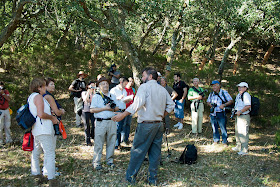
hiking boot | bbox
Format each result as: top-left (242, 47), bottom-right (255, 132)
top-left (0, 139), bottom-right (4, 145)
top-left (177, 123), bottom-right (183, 130)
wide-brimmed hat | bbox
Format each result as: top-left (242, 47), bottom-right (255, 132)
top-left (96, 77), bottom-right (111, 87)
top-left (237, 82), bottom-right (249, 88)
top-left (77, 71), bottom-right (88, 78)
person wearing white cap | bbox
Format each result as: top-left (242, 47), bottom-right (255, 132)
top-left (232, 82), bottom-right (251, 155)
top-left (69, 71), bottom-right (87, 127)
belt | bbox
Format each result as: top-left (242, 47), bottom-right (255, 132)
top-left (240, 113), bottom-right (250, 115)
top-left (96, 118), bottom-right (112, 121)
top-left (141, 121), bottom-right (162, 124)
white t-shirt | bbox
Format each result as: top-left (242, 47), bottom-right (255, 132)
top-left (110, 85), bottom-right (127, 110)
top-left (29, 93), bottom-right (54, 136)
top-left (234, 92), bottom-right (251, 115)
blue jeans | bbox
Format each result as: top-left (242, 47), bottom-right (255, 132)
top-left (116, 117), bottom-right (126, 147)
top-left (122, 115), bottom-right (132, 143)
top-left (174, 99), bottom-right (185, 119)
top-left (126, 122), bottom-right (164, 184)
top-left (210, 112), bottom-right (228, 143)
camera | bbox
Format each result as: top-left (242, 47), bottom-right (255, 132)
top-left (230, 109), bottom-right (237, 119)
top-left (107, 67), bottom-right (115, 76)
top-left (210, 103), bottom-right (217, 113)
top-left (103, 96), bottom-right (116, 109)
top-left (53, 124), bottom-right (61, 135)
top-left (198, 89), bottom-right (208, 97)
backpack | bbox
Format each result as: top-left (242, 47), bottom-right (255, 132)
top-left (241, 93), bottom-right (260, 116)
top-left (16, 102), bottom-right (36, 130)
top-left (22, 130), bottom-right (34, 151)
top-left (179, 144), bottom-right (197, 165)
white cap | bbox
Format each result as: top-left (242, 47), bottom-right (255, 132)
top-left (237, 82), bottom-right (249, 88)
top-left (157, 72), bottom-right (162, 77)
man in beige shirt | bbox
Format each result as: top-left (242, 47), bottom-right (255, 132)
top-left (112, 67), bottom-right (175, 185)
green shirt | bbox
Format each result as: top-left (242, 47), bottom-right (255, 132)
top-left (188, 87), bottom-right (204, 102)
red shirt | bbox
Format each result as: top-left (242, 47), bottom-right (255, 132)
top-left (125, 87), bottom-right (136, 108)
top-left (0, 90), bottom-right (10, 110)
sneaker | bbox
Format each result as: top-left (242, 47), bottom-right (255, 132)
top-left (94, 165), bottom-right (102, 170)
top-left (177, 123), bottom-right (183, 130)
top-left (107, 163), bottom-right (115, 168)
top-left (232, 146), bottom-right (240, 152)
top-left (173, 122), bottom-right (180, 128)
top-left (238, 151), bottom-right (248, 155)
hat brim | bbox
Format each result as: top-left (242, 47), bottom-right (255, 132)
top-left (77, 73), bottom-right (88, 78)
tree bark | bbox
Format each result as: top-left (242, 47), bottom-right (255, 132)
top-left (262, 44), bottom-right (275, 65)
top-left (233, 41), bottom-right (242, 75)
top-left (152, 16), bottom-right (169, 55)
top-left (218, 36), bottom-right (242, 77)
top-left (199, 25), bottom-right (220, 70)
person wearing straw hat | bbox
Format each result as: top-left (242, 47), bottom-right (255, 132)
top-left (69, 71), bottom-right (87, 127)
top-left (232, 82), bottom-right (251, 155)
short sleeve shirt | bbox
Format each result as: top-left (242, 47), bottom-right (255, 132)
top-left (173, 80), bottom-right (189, 100)
top-left (71, 79), bottom-right (87, 98)
top-left (188, 87), bottom-right (204, 102)
top-left (234, 92), bottom-right (251, 114)
top-left (111, 70), bottom-right (121, 84)
top-left (164, 86), bottom-right (174, 96)
top-left (207, 89), bottom-right (233, 116)
top-left (90, 92), bottom-right (118, 119)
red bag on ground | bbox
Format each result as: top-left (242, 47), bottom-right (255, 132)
top-left (22, 131), bottom-right (34, 151)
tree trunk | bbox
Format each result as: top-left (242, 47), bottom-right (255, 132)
top-left (88, 35), bottom-right (102, 76)
top-left (199, 25), bottom-right (220, 70)
top-left (152, 16), bottom-right (169, 55)
top-left (218, 36), bottom-right (241, 77)
top-left (118, 28), bottom-right (142, 87)
top-left (0, 0), bottom-right (37, 49)
top-left (189, 38), bottom-right (199, 57)
top-left (262, 44), bottom-right (275, 65)
top-left (233, 42), bottom-right (242, 75)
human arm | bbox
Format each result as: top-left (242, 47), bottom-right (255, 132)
top-left (171, 90), bottom-right (178, 100)
top-left (179, 87), bottom-right (188, 103)
top-left (236, 105), bottom-right (251, 116)
top-left (34, 94), bottom-right (59, 124)
top-left (0, 90), bottom-right (11, 102)
top-left (44, 95), bottom-right (65, 116)
top-left (111, 111), bottom-right (131, 122)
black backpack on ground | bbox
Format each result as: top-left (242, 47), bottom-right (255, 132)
top-left (179, 144), bottom-right (197, 165)
top-left (241, 92), bottom-right (260, 116)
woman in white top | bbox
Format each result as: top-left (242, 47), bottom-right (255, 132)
top-left (81, 81), bottom-right (96, 146)
top-left (28, 78), bottom-right (59, 185)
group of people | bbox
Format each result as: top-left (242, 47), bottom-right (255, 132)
top-left (0, 64), bottom-right (251, 185)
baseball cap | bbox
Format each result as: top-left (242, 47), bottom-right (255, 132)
top-left (237, 82), bottom-right (249, 88)
top-left (211, 80), bottom-right (220, 85)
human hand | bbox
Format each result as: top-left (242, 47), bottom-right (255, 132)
top-left (197, 95), bottom-right (203, 100)
top-left (179, 99), bottom-right (184, 103)
top-left (236, 110), bottom-right (242, 116)
top-left (219, 104), bottom-right (225, 109)
top-left (60, 108), bottom-right (65, 114)
top-left (111, 112), bottom-right (125, 122)
top-left (51, 116), bottom-right (59, 124)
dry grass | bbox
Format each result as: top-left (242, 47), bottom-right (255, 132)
top-left (0, 105), bottom-right (279, 187)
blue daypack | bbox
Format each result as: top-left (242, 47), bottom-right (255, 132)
top-left (16, 102), bottom-right (36, 130)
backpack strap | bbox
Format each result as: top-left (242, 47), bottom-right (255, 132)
top-left (132, 88), bottom-right (136, 95)
top-left (192, 86), bottom-right (201, 94)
